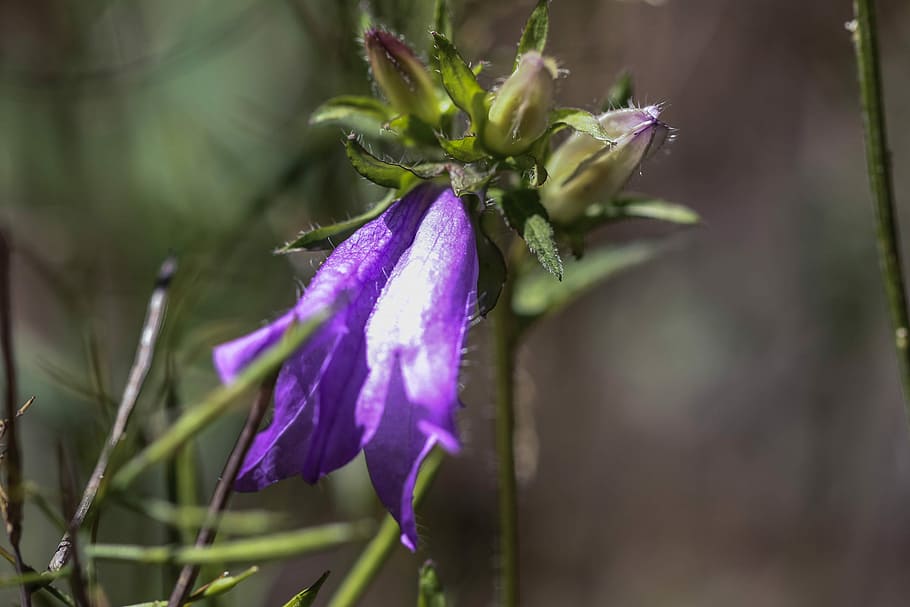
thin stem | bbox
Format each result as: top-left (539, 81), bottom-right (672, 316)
top-left (49, 257), bottom-right (177, 572)
top-left (0, 229), bottom-right (31, 607)
top-left (327, 448), bottom-right (444, 607)
top-left (851, 1), bottom-right (910, 410)
top-left (166, 376), bottom-right (277, 607)
top-left (493, 274), bottom-right (519, 607)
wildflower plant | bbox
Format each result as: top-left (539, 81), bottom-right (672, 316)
top-left (0, 1), bottom-right (699, 607)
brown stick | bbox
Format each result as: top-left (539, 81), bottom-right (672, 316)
top-left (166, 376), bottom-right (276, 607)
top-left (0, 229), bottom-right (31, 607)
top-left (48, 257), bottom-right (177, 572)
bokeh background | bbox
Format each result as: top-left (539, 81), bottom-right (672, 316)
top-left (3, 0), bottom-right (910, 605)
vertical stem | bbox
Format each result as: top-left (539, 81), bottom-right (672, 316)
top-left (166, 376), bottom-right (277, 607)
top-left (493, 278), bottom-right (519, 607)
top-left (0, 230), bottom-right (31, 607)
top-left (851, 0), bottom-right (910, 412)
top-left (327, 448), bottom-right (444, 607)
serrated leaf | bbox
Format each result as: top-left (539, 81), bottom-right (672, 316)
top-left (474, 210), bottom-right (507, 316)
top-left (344, 136), bottom-right (420, 189)
top-left (310, 96), bottom-right (393, 133)
top-left (281, 571), bottom-right (330, 607)
top-left (432, 32), bottom-right (488, 129)
top-left (438, 135), bottom-right (486, 162)
top-left (418, 562), bottom-right (447, 607)
top-left (603, 71), bottom-right (634, 111)
top-left (549, 108), bottom-right (612, 142)
top-left (501, 190), bottom-right (562, 279)
top-left (513, 241), bottom-right (659, 319)
top-left (189, 566), bottom-right (259, 601)
top-left (514, 0), bottom-right (549, 69)
top-left (277, 193), bottom-right (397, 252)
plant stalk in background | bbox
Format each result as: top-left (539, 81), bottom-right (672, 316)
top-left (850, 0), bottom-right (910, 418)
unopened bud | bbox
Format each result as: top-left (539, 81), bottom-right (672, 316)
top-left (364, 29), bottom-right (441, 126)
top-left (541, 105), bottom-right (669, 222)
top-left (483, 52), bottom-right (557, 156)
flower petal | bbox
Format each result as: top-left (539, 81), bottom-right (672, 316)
top-left (225, 184), bottom-right (443, 489)
top-left (364, 359), bottom-right (437, 552)
top-left (359, 188), bottom-right (478, 453)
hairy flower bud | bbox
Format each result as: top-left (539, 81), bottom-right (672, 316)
top-left (364, 29), bottom-right (441, 126)
top-left (483, 52), bottom-right (558, 156)
top-left (541, 105), bottom-right (669, 222)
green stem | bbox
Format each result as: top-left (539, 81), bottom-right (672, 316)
top-left (327, 448), bottom-right (444, 607)
top-left (493, 275), bottom-right (519, 607)
top-left (851, 0), bottom-right (910, 410)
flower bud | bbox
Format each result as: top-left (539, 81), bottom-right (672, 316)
top-left (483, 52), bottom-right (558, 156)
top-left (364, 29), bottom-right (441, 126)
top-left (541, 105), bottom-right (669, 223)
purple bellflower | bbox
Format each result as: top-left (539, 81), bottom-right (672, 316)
top-left (213, 184), bottom-right (478, 550)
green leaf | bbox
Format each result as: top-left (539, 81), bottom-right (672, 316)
top-left (603, 70), bottom-right (634, 111)
top-left (566, 195), bottom-right (701, 233)
top-left (309, 96), bottom-right (394, 133)
top-left (549, 108), bottom-right (612, 142)
top-left (345, 136), bottom-right (418, 188)
top-left (434, 0), bottom-right (453, 43)
top-left (438, 135), bottom-right (486, 162)
top-left (474, 210), bottom-right (507, 317)
top-left (513, 241), bottom-right (659, 319)
top-left (189, 566), bottom-right (259, 601)
top-left (110, 306), bottom-right (336, 492)
top-left (277, 194), bottom-right (397, 252)
top-left (432, 32), bottom-right (488, 129)
top-left (501, 190), bottom-right (563, 280)
top-left (418, 562), bottom-right (447, 607)
top-left (281, 571), bottom-right (330, 607)
top-left (508, 154), bottom-right (548, 188)
top-left (88, 521), bottom-right (374, 565)
top-left (514, 0), bottom-right (549, 69)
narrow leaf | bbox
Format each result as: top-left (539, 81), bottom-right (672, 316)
top-left (514, 0), bottom-right (549, 69)
top-left (418, 562), bottom-right (447, 607)
top-left (278, 194), bottom-right (397, 252)
top-left (513, 241), bottom-right (659, 319)
top-left (87, 521), bottom-right (374, 565)
top-left (281, 571), bottom-right (330, 607)
top-left (501, 190), bottom-right (563, 280)
top-left (110, 306), bottom-right (335, 492)
top-left (549, 108), bottom-right (611, 142)
top-left (345, 136), bottom-right (416, 188)
top-left (432, 32), bottom-right (487, 128)
top-left (189, 566), bottom-right (259, 601)
top-left (309, 96), bottom-right (393, 133)
top-left (566, 195), bottom-right (701, 233)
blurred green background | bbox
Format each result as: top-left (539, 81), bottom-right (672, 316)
top-left (3, 0), bottom-right (910, 605)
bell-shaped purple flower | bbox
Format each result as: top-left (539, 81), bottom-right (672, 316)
top-left (213, 184), bottom-right (478, 550)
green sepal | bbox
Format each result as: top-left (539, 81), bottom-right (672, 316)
top-left (514, 0), bottom-right (549, 69)
top-left (513, 240), bottom-right (659, 321)
top-left (603, 70), bottom-right (634, 111)
top-left (188, 566), bottom-right (259, 602)
top-left (385, 114), bottom-right (440, 147)
top-left (281, 571), bottom-right (330, 607)
top-left (438, 135), bottom-right (486, 162)
top-left (473, 209), bottom-right (507, 317)
top-left (430, 0), bottom-right (454, 76)
top-left (310, 96), bottom-right (394, 133)
top-left (507, 154), bottom-right (548, 188)
top-left (343, 136), bottom-right (440, 189)
top-left (432, 32), bottom-right (488, 132)
top-left (500, 189), bottom-right (563, 280)
top-left (277, 193), bottom-right (397, 253)
top-left (549, 108), bottom-right (612, 142)
top-left (418, 562), bottom-right (447, 607)
top-left (448, 163), bottom-right (495, 197)
top-left (565, 194), bottom-right (701, 233)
